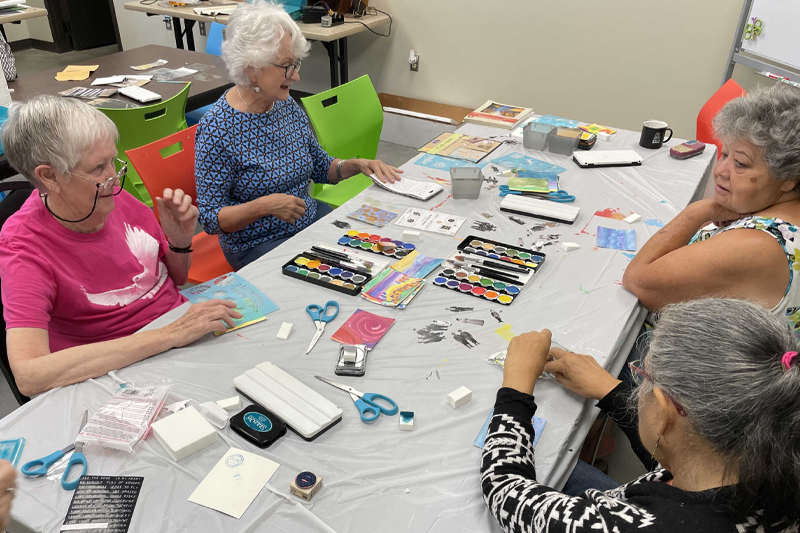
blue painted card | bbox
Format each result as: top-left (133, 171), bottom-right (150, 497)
top-left (413, 153), bottom-right (490, 171)
top-left (596, 226), bottom-right (637, 251)
top-left (530, 114), bottom-right (579, 128)
top-left (491, 152), bottom-right (567, 174)
top-left (473, 409), bottom-right (547, 449)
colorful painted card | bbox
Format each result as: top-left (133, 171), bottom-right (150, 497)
top-left (530, 114), bottom-right (579, 128)
top-left (473, 408), bottom-right (546, 449)
top-left (579, 123), bottom-right (616, 135)
top-left (330, 309), bottom-right (395, 349)
top-left (361, 269), bottom-right (425, 308)
top-left (347, 204), bottom-right (400, 227)
top-left (507, 177), bottom-right (550, 193)
top-left (413, 153), bottom-right (490, 172)
top-left (490, 152), bottom-right (567, 174)
top-left (181, 272), bottom-right (278, 334)
top-left (596, 226), bottom-right (637, 251)
top-left (418, 133), bottom-right (502, 163)
top-left (391, 250), bottom-right (443, 278)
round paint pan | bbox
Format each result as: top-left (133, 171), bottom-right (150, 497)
top-left (498, 294), bottom-right (514, 304)
top-left (285, 265), bottom-right (299, 272)
top-left (433, 276), bottom-right (447, 286)
top-left (484, 290), bottom-right (499, 301)
top-left (471, 286), bottom-right (487, 296)
top-left (351, 274), bottom-right (367, 284)
top-left (445, 280), bottom-right (460, 289)
top-left (458, 282), bottom-right (473, 293)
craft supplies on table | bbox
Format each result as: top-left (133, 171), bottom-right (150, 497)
top-left (330, 309), bottom-right (395, 350)
top-left (596, 226), bottom-right (637, 251)
top-left (403, 230), bottom-right (420, 242)
top-left (391, 250), bottom-right (444, 278)
top-left (579, 123), bottom-right (616, 135)
top-left (181, 272), bottom-right (279, 334)
top-left (311, 242), bottom-right (390, 275)
top-left (282, 253), bottom-right (373, 296)
top-left (276, 322), bottom-right (293, 340)
top-left (0, 438), bottom-right (24, 467)
top-left (22, 410), bottom-right (88, 491)
top-left (459, 235), bottom-right (546, 268)
top-left (624, 213), bottom-right (642, 224)
top-left (369, 174), bottom-right (444, 201)
top-left (337, 230), bottom-right (416, 259)
top-left (561, 242), bottom-right (580, 251)
top-left (464, 100), bottom-right (534, 130)
top-left (499, 195), bottom-right (581, 224)
top-left (217, 396), bottom-right (241, 411)
top-left (522, 121), bottom-right (555, 150)
top-left (234, 362), bottom-right (343, 441)
top-left (335, 344), bottom-right (369, 376)
top-left (490, 152), bottom-right (568, 175)
top-left (305, 300), bottom-right (339, 354)
top-left (199, 401), bottom-right (229, 429)
top-left (473, 410), bottom-right (546, 448)
top-left (418, 132), bottom-right (502, 163)
top-left (290, 471), bottom-right (323, 501)
top-left (572, 149), bottom-right (643, 168)
top-left (315, 376), bottom-right (399, 423)
top-left (188, 448), bottom-right (280, 519)
top-left (229, 404), bottom-right (287, 448)
top-left (77, 383), bottom-right (172, 453)
top-left (347, 204), bottom-right (400, 227)
top-left (399, 411), bottom-right (414, 431)
top-left (360, 269), bottom-right (426, 309)
top-left (414, 153), bottom-right (491, 172)
top-left (450, 166), bottom-right (483, 199)
top-left (394, 207), bottom-right (467, 237)
top-left (151, 406), bottom-right (218, 462)
top-left (548, 127), bottom-right (582, 156)
top-left (62, 476), bottom-right (144, 533)
top-left (446, 387), bottom-right (472, 409)
top-left (578, 131), bottom-right (597, 150)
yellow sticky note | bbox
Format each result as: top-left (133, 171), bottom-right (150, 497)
top-left (55, 65), bottom-right (100, 81)
top-left (494, 324), bottom-right (516, 341)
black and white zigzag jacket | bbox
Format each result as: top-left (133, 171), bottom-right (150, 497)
top-left (480, 387), bottom-right (797, 532)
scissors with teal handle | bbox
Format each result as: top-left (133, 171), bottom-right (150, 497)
top-left (22, 410), bottom-right (88, 490)
top-left (315, 376), bottom-right (399, 423)
top-left (305, 300), bottom-right (339, 354)
top-left (499, 185), bottom-right (576, 202)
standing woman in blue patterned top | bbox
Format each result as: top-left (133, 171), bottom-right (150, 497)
top-left (195, 0), bottom-right (402, 270)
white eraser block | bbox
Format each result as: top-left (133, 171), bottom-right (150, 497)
top-left (399, 411), bottom-right (414, 431)
top-left (151, 406), bottom-right (217, 462)
top-left (403, 230), bottom-right (420, 243)
top-left (597, 132), bottom-right (612, 142)
top-left (446, 386), bottom-right (472, 409)
top-left (561, 242), bottom-right (580, 252)
top-left (623, 213), bottom-right (641, 224)
top-left (276, 322), bottom-right (293, 340)
top-left (199, 401), bottom-right (229, 429)
top-left (216, 395), bottom-right (240, 411)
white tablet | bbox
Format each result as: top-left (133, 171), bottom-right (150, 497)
top-left (573, 150), bottom-right (643, 168)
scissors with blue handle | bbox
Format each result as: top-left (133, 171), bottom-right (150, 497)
top-left (22, 410), bottom-right (88, 490)
top-left (305, 300), bottom-right (339, 354)
top-left (315, 376), bottom-right (399, 423)
top-left (499, 185), bottom-right (576, 202)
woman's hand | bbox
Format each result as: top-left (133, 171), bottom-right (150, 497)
top-left (157, 188), bottom-right (199, 249)
top-left (0, 460), bottom-right (16, 532)
top-left (265, 194), bottom-right (306, 224)
top-left (501, 329), bottom-right (552, 394)
top-left (350, 159), bottom-right (403, 184)
top-left (544, 348), bottom-right (621, 400)
top-left (164, 300), bottom-right (243, 348)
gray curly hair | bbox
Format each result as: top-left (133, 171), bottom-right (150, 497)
top-left (713, 83), bottom-right (800, 188)
top-left (221, 0), bottom-right (310, 88)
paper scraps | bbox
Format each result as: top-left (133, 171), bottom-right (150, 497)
top-left (331, 220), bottom-right (351, 229)
top-left (452, 330), bottom-right (479, 349)
top-left (414, 320), bottom-right (451, 344)
top-left (594, 207), bottom-right (627, 221)
top-left (471, 220), bottom-right (497, 232)
top-left (131, 59), bottom-right (168, 71)
top-left (494, 323), bottom-right (516, 341)
top-left (579, 123), bottom-right (616, 135)
top-left (596, 226), bottom-right (636, 251)
top-left (644, 219), bottom-right (665, 228)
top-left (55, 64), bottom-right (99, 81)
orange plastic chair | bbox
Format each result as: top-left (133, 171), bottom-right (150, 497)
top-left (126, 125), bottom-right (233, 284)
top-left (697, 79), bottom-right (747, 158)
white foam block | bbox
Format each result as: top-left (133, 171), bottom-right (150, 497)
top-left (151, 406), bottom-right (218, 462)
top-left (216, 395), bottom-right (241, 411)
top-left (403, 230), bottom-right (420, 243)
top-left (561, 242), bottom-right (580, 252)
top-left (446, 387), bottom-right (472, 409)
top-left (199, 401), bottom-right (229, 429)
top-left (276, 322), bottom-right (293, 340)
top-left (624, 213), bottom-right (641, 224)
top-left (597, 132), bottom-right (613, 142)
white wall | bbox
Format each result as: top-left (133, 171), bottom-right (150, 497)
top-left (3, 0), bottom-right (53, 44)
top-left (115, 0), bottom-right (209, 51)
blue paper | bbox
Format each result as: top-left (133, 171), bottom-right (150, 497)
top-left (530, 114), bottom-right (579, 128)
top-left (0, 438), bottom-right (25, 467)
top-left (473, 409), bottom-right (546, 449)
top-left (490, 152), bottom-right (567, 174)
top-left (596, 226), bottom-right (637, 251)
top-left (413, 153), bottom-right (490, 171)
top-left (181, 272), bottom-right (278, 330)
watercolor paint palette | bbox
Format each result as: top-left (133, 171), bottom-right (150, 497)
top-left (457, 235), bottom-right (546, 270)
top-left (336, 230), bottom-right (416, 260)
top-left (432, 268), bottom-right (523, 306)
top-left (282, 253), bottom-right (373, 296)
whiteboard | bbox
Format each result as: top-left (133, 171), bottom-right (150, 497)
top-left (741, 0), bottom-right (800, 71)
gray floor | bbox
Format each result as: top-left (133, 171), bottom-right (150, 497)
top-left (0, 48), bottom-right (646, 486)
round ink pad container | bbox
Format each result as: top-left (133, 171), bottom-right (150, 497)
top-left (230, 404), bottom-right (287, 448)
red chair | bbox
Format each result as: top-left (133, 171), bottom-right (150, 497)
top-left (126, 125), bottom-right (233, 284)
top-left (697, 79), bottom-right (747, 158)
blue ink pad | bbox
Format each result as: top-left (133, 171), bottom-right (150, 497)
top-left (230, 405), bottom-right (287, 448)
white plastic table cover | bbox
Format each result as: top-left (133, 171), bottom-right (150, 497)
top-left (3, 122), bottom-right (716, 533)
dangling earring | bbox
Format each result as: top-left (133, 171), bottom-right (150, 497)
top-left (253, 85), bottom-right (260, 93)
top-left (651, 435), bottom-right (660, 463)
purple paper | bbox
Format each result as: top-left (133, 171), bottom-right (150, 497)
top-left (596, 226), bottom-right (636, 251)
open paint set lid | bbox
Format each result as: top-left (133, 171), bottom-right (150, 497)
top-left (230, 404), bottom-right (287, 448)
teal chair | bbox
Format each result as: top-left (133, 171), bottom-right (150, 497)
top-left (186, 22), bottom-right (225, 126)
top-left (300, 75), bottom-right (383, 209)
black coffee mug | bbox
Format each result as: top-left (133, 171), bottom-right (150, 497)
top-left (639, 120), bottom-right (673, 149)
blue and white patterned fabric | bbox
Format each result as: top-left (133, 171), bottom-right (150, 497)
top-left (195, 92), bottom-right (334, 254)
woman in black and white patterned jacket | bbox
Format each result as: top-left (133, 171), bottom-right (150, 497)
top-left (481, 298), bottom-right (800, 532)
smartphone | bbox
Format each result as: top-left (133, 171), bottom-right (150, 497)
top-left (335, 344), bottom-right (368, 376)
top-left (670, 140), bottom-right (706, 159)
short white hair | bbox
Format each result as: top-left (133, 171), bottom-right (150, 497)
top-left (222, 0), bottom-right (310, 88)
top-left (1, 95), bottom-right (118, 188)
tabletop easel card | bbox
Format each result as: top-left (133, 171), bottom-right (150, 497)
top-left (330, 309), bottom-right (395, 349)
top-left (418, 133), bottom-right (502, 163)
top-left (180, 272), bottom-right (278, 334)
top-left (61, 475), bottom-right (144, 533)
top-left (188, 448), bottom-right (280, 519)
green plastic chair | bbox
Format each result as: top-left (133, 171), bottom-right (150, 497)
top-left (99, 83), bottom-right (191, 206)
top-left (300, 75), bottom-right (383, 209)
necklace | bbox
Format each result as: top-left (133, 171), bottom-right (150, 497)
top-left (236, 86), bottom-right (274, 114)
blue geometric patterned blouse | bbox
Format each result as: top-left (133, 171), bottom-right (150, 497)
top-left (195, 92), bottom-right (334, 253)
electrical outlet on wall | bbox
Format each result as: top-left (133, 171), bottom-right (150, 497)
top-left (164, 16), bottom-right (172, 31)
top-left (409, 50), bottom-right (419, 72)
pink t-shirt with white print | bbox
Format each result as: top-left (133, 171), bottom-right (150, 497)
top-left (0, 189), bottom-right (186, 352)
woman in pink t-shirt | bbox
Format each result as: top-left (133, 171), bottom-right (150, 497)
top-left (0, 96), bottom-right (241, 396)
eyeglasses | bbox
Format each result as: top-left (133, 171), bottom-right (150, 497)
top-left (269, 59), bottom-right (302, 79)
top-left (628, 359), bottom-right (687, 417)
top-left (43, 158), bottom-right (128, 224)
